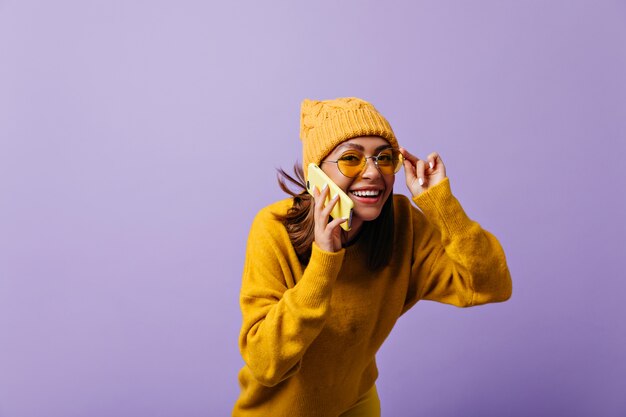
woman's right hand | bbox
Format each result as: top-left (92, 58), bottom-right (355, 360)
top-left (312, 185), bottom-right (347, 252)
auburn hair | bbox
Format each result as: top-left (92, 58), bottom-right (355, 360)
top-left (275, 163), bottom-right (394, 269)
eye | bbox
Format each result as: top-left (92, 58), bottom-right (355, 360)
top-left (338, 152), bottom-right (363, 165)
top-left (377, 151), bottom-right (393, 163)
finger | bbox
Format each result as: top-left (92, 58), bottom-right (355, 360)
top-left (427, 152), bottom-right (446, 178)
top-left (314, 184), bottom-right (329, 207)
top-left (326, 216), bottom-right (348, 232)
top-left (399, 147), bottom-right (420, 165)
top-left (426, 152), bottom-right (442, 171)
top-left (415, 159), bottom-right (427, 186)
top-left (399, 147), bottom-right (418, 180)
top-left (403, 157), bottom-right (416, 178)
top-left (313, 184), bottom-right (325, 198)
top-left (313, 185), bottom-right (330, 225)
top-left (426, 152), bottom-right (438, 170)
top-left (321, 193), bottom-right (340, 219)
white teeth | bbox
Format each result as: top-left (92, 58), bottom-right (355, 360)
top-left (351, 190), bottom-right (381, 197)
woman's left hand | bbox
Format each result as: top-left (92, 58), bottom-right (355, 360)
top-left (399, 148), bottom-right (447, 198)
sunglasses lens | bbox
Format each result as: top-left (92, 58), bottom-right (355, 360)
top-left (337, 152), bottom-right (365, 177)
top-left (376, 149), bottom-right (403, 174)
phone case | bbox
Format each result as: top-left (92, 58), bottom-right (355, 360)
top-left (306, 163), bottom-right (354, 231)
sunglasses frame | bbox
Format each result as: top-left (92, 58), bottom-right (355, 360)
top-left (321, 148), bottom-right (404, 178)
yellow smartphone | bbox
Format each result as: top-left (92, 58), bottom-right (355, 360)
top-left (306, 163), bottom-right (354, 231)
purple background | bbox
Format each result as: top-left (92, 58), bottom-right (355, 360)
top-left (1, 1), bottom-right (625, 416)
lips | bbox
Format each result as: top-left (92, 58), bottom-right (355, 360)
top-left (349, 187), bottom-right (385, 204)
top-left (350, 189), bottom-right (382, 198)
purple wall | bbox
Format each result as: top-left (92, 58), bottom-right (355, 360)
top-left (1, 1), bottom-right (624, 416)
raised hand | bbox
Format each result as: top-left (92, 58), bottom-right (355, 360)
top-left (312, 184), bottom-right (348, 252)
top-left (399, 148), bottom-right (447, 198)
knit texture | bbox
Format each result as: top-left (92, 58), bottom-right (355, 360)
top-left (300, 97), bottom-right (398, 178)
top-left (233, 179), bottom-right (512, 416)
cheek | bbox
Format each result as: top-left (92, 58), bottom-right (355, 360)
top-left (334, 176), bottom-right (354, 194)
top-left (330, 176), bottom-right (352, 193)
top-left (385, 175), bottom-right (395, 195)
top-left (321, 166), bottom-right (352, 191)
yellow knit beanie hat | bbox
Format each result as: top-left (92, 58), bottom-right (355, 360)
top-left (300, 97), bottom-right (398, 177)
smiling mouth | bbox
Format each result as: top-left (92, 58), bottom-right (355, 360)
top-left (350, 189), bottom-right (382, 198)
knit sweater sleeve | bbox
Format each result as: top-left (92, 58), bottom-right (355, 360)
top-left (406, 178), bottom-right (512, 308)
top-left (238, 206), bottom-right (345, 387)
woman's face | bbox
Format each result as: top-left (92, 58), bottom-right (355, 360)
top-left (320, 136), bottom-right (396, 225)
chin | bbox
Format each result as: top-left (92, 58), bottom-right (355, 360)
top-left (353, 208), bottom-right (383, 222)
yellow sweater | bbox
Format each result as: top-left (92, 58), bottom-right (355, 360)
top-left (233, 179), bottom-right (512, 416)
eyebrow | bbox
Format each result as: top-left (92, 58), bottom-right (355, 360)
top-left (336, 143), bottom-right (393, 153)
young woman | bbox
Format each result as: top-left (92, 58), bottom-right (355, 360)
top-left (233, 97), bottom-right (512, 417)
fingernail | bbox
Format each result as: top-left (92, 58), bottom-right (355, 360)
top-left (322, 184), bottom-right (328, 191)
top-left (332, 194), bottom-right (338, 200)
top-left (418, 178), bottom-right (424, 186)
top-left (429, 161), bottom-right (434, 169)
